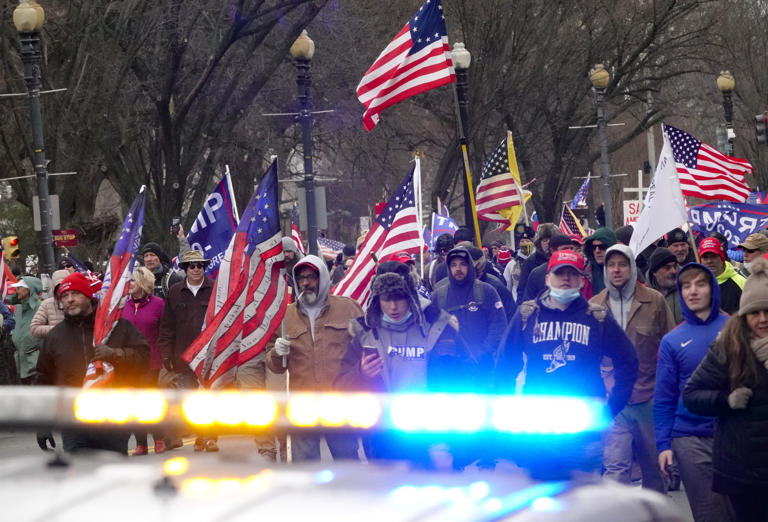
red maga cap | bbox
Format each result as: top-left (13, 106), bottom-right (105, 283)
top-left (699, 237), bottom-right (725, 261)
top-left (547, 250), bottom-right (584, 274)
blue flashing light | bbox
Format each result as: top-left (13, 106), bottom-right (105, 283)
top-left (387, 393), bottom-right (608, 434)
top-left (314, 470), bottom-right (334, 484)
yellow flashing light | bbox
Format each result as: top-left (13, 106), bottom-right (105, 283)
top-left (182, 392), bottom-right (277, 427)
top-left (74, 390), bottom-right (167, 424)
top-left (163, 457), bottom-right (189, 476)
top-left (287, 393), bottom-right (381, 429)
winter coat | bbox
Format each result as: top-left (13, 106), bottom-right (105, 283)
top-left (121, 295), bottom-right (165, 371)
top-left (335, 302), bottom-right (476, 393)
top-left (590, 244), bottom-right (675, 404)
top-left (481, 272), bottom-right (517, 321)
top-left (266, 255), bottom-right (363, 391)
top-left (715, 261), bottom-right (745, 315)
top-left (157, 277), bottom-right (214, 371)
top-left (516, 249), bottom-right (548, 302)
top-left (35, 312), bottom-right (149, 387)
top-left (432, 248), bottom-right (506, 362)
top-left (30, 297), bottom-right (65, 338)
top-left (0, 302), bottom-right (15, 332)
top-left (683, 343), bottom-right (768, 495)
top-left (654, 264), bottom-right (727, 452)
top-left (583, 227), bottom-right (617, 294)
top-left (495, 290), bottom-right (638, 416)
top-left (11, 277), bottom-right (43, 379)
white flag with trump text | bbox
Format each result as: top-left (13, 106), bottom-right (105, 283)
top-left (629, 134), bottom-right (689, 257)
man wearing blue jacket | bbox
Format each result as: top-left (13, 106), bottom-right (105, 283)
top-left (496, 250), bottom-right (638, 474)
top-left (432, 247), bottom-right (506, 377)
top-left (653, 263), bottom-right (734, 521)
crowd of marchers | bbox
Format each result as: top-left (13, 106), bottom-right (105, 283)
top-left (2, 219), bottom-right (767, 521)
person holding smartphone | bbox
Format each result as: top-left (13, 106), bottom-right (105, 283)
top-left (335, 261), bottom-right (477, 464)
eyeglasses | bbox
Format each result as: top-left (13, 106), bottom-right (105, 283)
top-left (185, 262), bottom-right (206, 269)
top-left (62, 264), bottom-right (73, 269)
top-left (296, 274), bottom-right (318, 283)
top-left (592, 243), bottom-right (607, 251)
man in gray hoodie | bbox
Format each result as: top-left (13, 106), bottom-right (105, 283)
top-left (590, 244), bottom-right (675, 493)
top-left (266, 255), bottom-right (363, 461)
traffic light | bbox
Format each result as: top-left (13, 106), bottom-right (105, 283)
top-left (755, 112), bottom-right (768, 146)
top-left (2, 236), bottom-right (20, 261)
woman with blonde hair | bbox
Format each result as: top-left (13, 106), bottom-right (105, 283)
top-left (684, 257), bottom-right (768, 521)
top-left (121, 266), bottom-right (165, 455)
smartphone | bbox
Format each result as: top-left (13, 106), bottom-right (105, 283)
top-left (362, 347), bottom-right (379, 359)
top-left (170, 216), bottom-right (181, 237)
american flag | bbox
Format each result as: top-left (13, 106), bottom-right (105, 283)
top-left (66, 252), bottom-right (102, 293)
top-left (476, 131), bottom-right (529, 222)
top-left (558, 204), bottom-right (586, 237)
top-left (570, 178), bottom-right (590, 209)
top-left (664, 124), bottom-right (752, 202)
top-left (333, 166), bottom-right (422, 305)
top-left (356, 0), bottom-right (455, 131)
top-left (93, 187), bottom-right (146, 346)
top-left (317, 237), bottom-right (344, 260)
top-left (291, 204), bottom-right (306, 254)
top-left (183, 161), bottom-right (287, 389)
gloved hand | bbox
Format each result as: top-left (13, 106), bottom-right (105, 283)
top-left (93, 344), bottom-right (118, 362)
top-left (728, 387), bottom-right (753, 409)
top-left (162, 358), bottom-right (174, 372)
top-left (36, 431), bottom-right (55, 451)
top-left (274, 338), bottom-right (291, 357)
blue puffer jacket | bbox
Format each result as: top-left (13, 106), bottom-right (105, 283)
top-left (653, 263), bottom-right (728, 452)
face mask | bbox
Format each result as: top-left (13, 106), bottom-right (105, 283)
top-left (382, 310), bottom-right (413, 325)
top-left (549, 287), bottom-right (581, 305)
top-left (520, 244), bottom-right (534, 256)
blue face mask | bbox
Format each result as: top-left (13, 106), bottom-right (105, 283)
top-left (382, 310), bottom-right (413, 325)
top-left (549, 287), bottom-right (581, 305)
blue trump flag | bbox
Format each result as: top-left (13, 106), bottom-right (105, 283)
top-left (689, 201), bottom-right (768, 249)
top-left (187, 172), bottom-right (240, 279)
top-left (430, 212), bottom-right (458, 249)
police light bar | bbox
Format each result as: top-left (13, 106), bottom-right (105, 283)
top-left (0, 387), bottom-right (611, 435)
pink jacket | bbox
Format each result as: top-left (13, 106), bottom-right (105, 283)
top-left (30, 297), bottom-right (65, 338)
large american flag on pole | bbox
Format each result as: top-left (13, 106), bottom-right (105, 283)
top-left (183, 161), bottom-right (287, 389)
top-left (476, 131), bottom-right (530, 223)
top-left (93, 186), bottom-right (146, 346)
top-left (333, 166), bottom-right (422, 305)
top-left (356, 0), bottom-right (455, 131)
top-left (663, 124), bottom-right (752, 202)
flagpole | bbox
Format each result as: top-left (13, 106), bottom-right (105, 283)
top-left (224, 165), bottom-right (240, 222)
top-left (413, 155), bottom-right (425, 279)
top-left (686, 223), bottom-right (700, 263)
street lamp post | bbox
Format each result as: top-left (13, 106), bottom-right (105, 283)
top-left (13, 1), bottom-right (55, 275)
top-left (717, 70), bottom-right (736, 156)
top-left (290, 30), bottom-right (318, 257)
top-left (590, 63), bottom-right (614, 229)
top-left (450, 42), bottom-right (482, 246)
